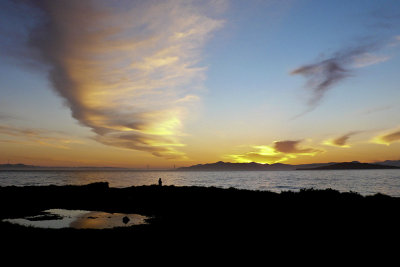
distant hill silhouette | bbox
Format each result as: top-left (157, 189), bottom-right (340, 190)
top-left (374, 160), bottom-right (400, 167)
top-left (2, 160), bottom-right (400, 171)
top-left (0, 164), bottom-right (127, 171)
top-left (297, 161), bottom-right (400, 170)
top-left (177, 161), bottom-right (334, 171)
top-left (178, 160), bottom-right (400, 171)
top-left (177, 161), bottom-right (287, 171)
top-left (0, 163), bottom-right (35, 169)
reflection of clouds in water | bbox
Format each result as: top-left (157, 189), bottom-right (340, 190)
top-left (3, 209), bottom-right (148, 229)
top-left (69, 211), bottom-right (148, 229)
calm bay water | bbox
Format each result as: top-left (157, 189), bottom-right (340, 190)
top-left (1, 169), bottom-right (400, 196)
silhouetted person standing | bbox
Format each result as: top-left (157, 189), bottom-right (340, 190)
top-left (158, 178), bottom-right (162, 186)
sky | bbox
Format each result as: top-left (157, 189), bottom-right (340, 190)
top-left (0, 0), bottom-right (400, 168)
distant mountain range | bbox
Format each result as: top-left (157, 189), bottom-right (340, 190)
top-left (0, 164), bottom-right (128, 171)
top-left (374, 160), bottom-right (400, 167)
top-left (1, 160), bottom-right (400, 171)
top-left (0, 163), bottom-right (36, 169)
top-left (296, 162), bottom-right (400, 170)
top-left (177, 160), bottom-right (400, 171)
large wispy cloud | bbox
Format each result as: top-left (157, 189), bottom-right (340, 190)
top-left (6, 0), bottom-right (224, 159)
top-left (227, 140), bottom-right (322, 164)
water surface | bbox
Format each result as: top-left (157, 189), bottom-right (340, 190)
top-left (1, 169), bottom-right (400, 196)
top-left (3, 209), bottom-right (149, 229)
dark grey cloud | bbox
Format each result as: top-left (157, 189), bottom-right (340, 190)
top-left (290, 4), bottom-right (400, 118)
top-left (290, 44), bottom-right (376, 113)
top-left (273, 140), bottom-right (321, 154)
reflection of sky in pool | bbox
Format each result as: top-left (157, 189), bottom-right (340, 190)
top-left (3, 209), bottom-right (149, 229)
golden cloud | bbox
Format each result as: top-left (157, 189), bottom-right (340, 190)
top-left (372, 128), bottom-right (400, 145)
top-left (13, 0), bottom-right (224, 160)
top-left (323, 131), bottom-right (360, 148)
top-left (226, 141), bottom-right (323, 164)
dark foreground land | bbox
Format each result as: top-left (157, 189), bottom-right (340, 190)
top-left (1, 182), bottom-right (400, 255)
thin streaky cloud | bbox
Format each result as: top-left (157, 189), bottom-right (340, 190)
top-left (0, 124), bottom-right (83, 149)
top-left (359, 104), bottom-right (393, 115)
top-left (0, 112), bottom-right (22, 121)
top-left (350, 53), bottom-right (390, 68)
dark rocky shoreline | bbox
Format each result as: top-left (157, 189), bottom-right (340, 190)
top-left (1, 182), bottom-right (400, 254)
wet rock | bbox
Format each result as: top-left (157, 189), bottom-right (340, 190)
top-left (122, 216), bottom-right (130, 224)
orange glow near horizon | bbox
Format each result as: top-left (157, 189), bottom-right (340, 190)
top-left (1, 135), bottom-right (400, 168)
top-left (1, 120), bottom-right (400, 168)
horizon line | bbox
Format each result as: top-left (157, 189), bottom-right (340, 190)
top-left (1, 159), bottom-right (399, 169)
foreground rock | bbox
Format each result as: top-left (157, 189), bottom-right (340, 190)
top-left (1, 182), bottom-right (400, 251)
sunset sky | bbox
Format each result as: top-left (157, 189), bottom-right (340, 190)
top-left (0, 0), bottom-right (400, 168)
